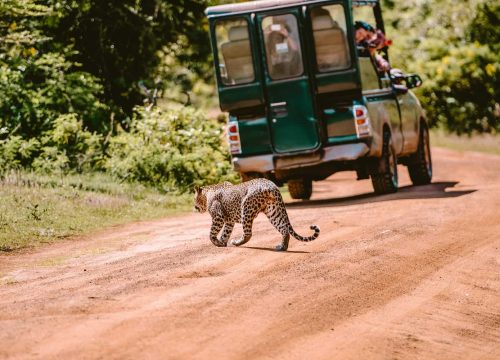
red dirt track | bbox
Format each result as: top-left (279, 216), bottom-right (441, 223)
top-left (1, 147), bottom-right (499, 359)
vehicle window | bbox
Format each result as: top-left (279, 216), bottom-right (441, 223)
top-left (262, 14), bottom-right (304, 80)
top-left (215, 19), bottom-right (255, 85)
top-left (311, 4), bottom-right (351, 72)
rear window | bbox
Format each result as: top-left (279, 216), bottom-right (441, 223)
top-left (311, 4), bottom-right (351, 72)
top-left (215, 18), bottom-right (255, 85)
top-left (261, 14), bottom-right (304, 80)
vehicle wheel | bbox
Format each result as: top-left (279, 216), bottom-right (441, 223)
top-left (240, 172), bottom-right (262, 182)
top-left (407, 124), bottom-right (432, 185)
top-left (371, 130), bottom-right (398, 194)
top-left (288, 179), bottom-right (312, 200)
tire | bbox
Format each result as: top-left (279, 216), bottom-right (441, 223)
top-left (288, 178), bottom-right (312, 200)
top-left (371, 130), bottom-right (398, 194)
top-left (408, 124), bottom-right (432, 185)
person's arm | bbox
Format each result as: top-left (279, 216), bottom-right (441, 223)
top-left (374, 53), bottom-right (390, 72)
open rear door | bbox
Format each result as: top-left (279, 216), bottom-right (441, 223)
top-left (257, 10), bottom-right (319, 154)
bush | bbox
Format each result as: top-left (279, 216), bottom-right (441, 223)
top-left (0, 113), bottom-right (104, 174)
top-left (0, 135), bottom-right (40, 171)
top-left (32, 113), bottom-right (105, 173)
top-left (105, 106), bottom-right (237, 192)
top-left (415, 44), bottom-right (499, 134)
top-left (1, 107), bottom-right (237, 193)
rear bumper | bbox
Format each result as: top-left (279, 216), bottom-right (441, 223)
top-left (232, 142), bottom-right (370, 173)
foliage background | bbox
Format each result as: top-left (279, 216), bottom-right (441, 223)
top-left (0, 0), bottom-right (499, 193)
top-left (382, 0), bottom-right (499, 134)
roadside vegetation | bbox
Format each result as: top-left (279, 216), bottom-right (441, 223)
top-left (0, 171), bottom-right (193, 252)
top-left (431, 130), bottom-right (500, 156)
top-left (0, 0), bottom-right (498, 251)
top-left (383, 0), bottom-right (499, 134)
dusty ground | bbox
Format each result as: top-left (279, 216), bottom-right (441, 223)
top-left (1, 147), bottom-right (499, 360)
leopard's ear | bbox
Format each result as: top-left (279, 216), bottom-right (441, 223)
top-left (194, 186), bottom-right (202, 194)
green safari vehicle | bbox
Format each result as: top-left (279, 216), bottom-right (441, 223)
top-left (205, 0), bottom-right (432, 199)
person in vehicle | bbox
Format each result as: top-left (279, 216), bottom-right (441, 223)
top-left (264, 15), bottom-right (302, 78)
top-left (354, 21), bottom-right (390, 73)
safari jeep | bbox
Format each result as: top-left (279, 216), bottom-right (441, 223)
top-left (205, 0), bottom-right (432, 200)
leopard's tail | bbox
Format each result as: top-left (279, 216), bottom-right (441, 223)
top-left (289, 225), bottom-right (320, 242)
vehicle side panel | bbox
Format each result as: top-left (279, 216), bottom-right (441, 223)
top-left (399, 91), bottom-right (421, 154)
top-left (358, 57), bottom-right (403, 156)
top-left (364, 93), bottom-right (402, 157)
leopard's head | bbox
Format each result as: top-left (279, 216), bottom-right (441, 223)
top-left (193, 186), bottom-right (207, 213)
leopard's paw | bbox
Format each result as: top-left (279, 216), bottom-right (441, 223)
top-left (275, 244), bottom-right (288, 251)
top-left (211, 240), bottom-right (227, 247)
top-left (231, 238), bottom-right (244, 246)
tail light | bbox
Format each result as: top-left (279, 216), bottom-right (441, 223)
top-left (227, 121), bottom-right (241, 154)
top-left (353, 105), bottom-right (372, 138)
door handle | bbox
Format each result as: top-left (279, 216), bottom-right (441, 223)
top-left (270, 101), bottom-right (288, 118)
top-left (271, 101), bottom-right (287, 107)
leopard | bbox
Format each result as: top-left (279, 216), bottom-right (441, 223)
top-left (194, 178), bottom-right (320, 251)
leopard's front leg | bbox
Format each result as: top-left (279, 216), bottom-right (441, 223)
top-left (208, 200), bottom-right (229, 247)
top-left (209, 215), bottom-right (226, 247)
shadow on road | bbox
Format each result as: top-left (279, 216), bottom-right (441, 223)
top-left (286, 182), bottom-right (476, 209)
top-left (243, 246), bottom-right (310, 254)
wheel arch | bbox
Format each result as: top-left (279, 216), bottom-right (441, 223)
top-left (369, 116), bottom-right (394, 158)
top-left (416, 116), bottom-right (430, 148)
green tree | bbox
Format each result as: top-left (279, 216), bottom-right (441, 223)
top-left (0, 0), bottom-right (107, 138)
top-left (469, 2), bottom-right (500, 55)
top-left (44, 0), bottom-right (214, 122)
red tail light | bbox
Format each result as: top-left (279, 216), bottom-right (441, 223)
top-left (228, 124), bottom-right (238, 133)
top-left (227, 121), bottom-right (241, 154)
top-left (353, 105), bottom-right (372, 138)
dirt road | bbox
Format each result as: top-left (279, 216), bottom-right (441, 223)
top-left (1, 147), bottom-right (499, 359)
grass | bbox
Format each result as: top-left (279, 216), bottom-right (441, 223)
top-left (0, 171), bottom-right (192, 252)
top-left (431, 129), bottom-right (500, 156)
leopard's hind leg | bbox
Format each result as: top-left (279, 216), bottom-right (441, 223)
top-left (219, 223), bottom-right (234, 245)
top-left (264, 201), bottom-right (291, 251)
top-left (231, 192), bottom-right (263, 247)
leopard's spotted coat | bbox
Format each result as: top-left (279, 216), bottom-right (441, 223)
top-left (194, 179), bottom-right (320, 251)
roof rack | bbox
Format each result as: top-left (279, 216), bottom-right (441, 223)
top-left (352, 0), bottom-right (378, 6)
top-left (206, 0), bottom-right (379, 17)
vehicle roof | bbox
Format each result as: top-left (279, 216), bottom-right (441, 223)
top-left (205, 0), bottom-right (378, 16)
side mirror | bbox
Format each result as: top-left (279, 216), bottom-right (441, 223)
top-left (405, 74), bottom-right (423, 89)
